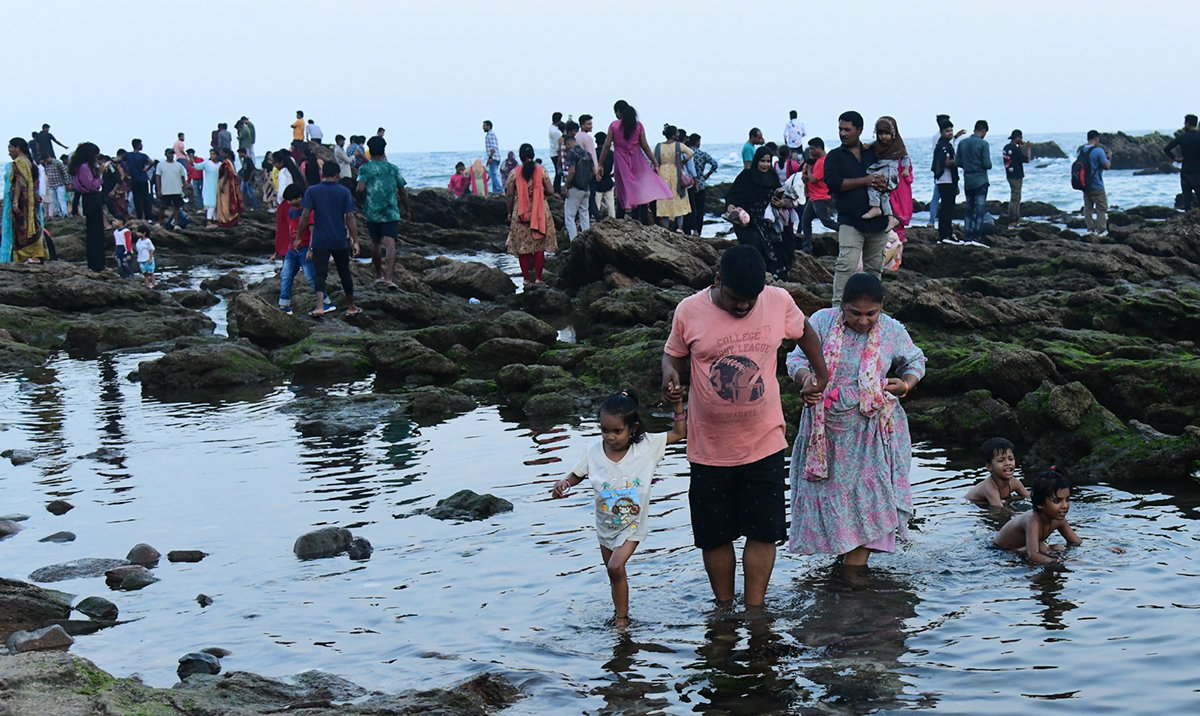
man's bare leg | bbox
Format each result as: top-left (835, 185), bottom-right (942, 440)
top-left (702, 543), bottom-right (736, 605)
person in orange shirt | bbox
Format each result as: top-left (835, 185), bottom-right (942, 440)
top-left (291, 110), bottom-right (306, 142)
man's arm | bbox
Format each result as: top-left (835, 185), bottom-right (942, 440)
top-left (825, 153), bottom-right (884, 193)
top-left (1163, 137), bottom-right (1181, 161)
top-left (661, 353), bottom-right (688, 404)
top-left (982, 141), bottom-right (992, 171)
top-left (344, 211), bottom-right (360, 257)
top-left (53, 135), bottom-right (69, 149)
top-left (397, 187), bottom-right (411, 222)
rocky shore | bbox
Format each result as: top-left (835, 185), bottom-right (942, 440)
top-left (4, 182), bottom-right (1200, 710)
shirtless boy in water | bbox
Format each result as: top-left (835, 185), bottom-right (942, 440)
top-left (965, 437), bottom-right (1028, 509)
top-left (993, 468), bottom-right (1080, 564)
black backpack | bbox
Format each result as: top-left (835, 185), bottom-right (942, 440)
top-left (1071, 146), bottom-right (1098, 191)
top-left (571, 153), bottom-right (593, 190)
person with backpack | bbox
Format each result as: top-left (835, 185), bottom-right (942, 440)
top-left (653, 124), bottom-right (695, 231)
top-left (1074, 130), bottom-right (1112, 235)
top-left (561, 134), bottom-right (594, 240)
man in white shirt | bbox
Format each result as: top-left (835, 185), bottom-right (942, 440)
top-left (334, 134), bottom-right (355, 191)
top-left (784, 110), bottom-right (806, 154)
top-left (306, 120), bottom-right (324, 145)
top-left (156, 148), bottom-right (188, 229)
top-left (549, 111), bottom-right (563, 187)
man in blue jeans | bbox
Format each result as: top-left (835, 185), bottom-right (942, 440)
top-left (957, 120), bottom-right (992, 241)
top-left (483, 120), bottom-right (501, 193)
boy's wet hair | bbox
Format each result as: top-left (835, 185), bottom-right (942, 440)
top-left (981, 437), bottom-right (1015, 463)
top-left (282, 183), bottom-right (304, 202)
top-left (1030, 467), bottom-right (1071, 509)
top-left (598, 390), bottom-right (646, 444)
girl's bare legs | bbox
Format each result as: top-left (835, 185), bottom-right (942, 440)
top-left (601, 541), bottom-right (639, 627)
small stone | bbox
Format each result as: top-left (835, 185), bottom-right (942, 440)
top-left (200, 647), bottom-right (232, 658)
top-left (0, 513), bottom-right (30, 522)
top-left (293, 526), bottom-right (353, 560)
top-left (38, 531), bottom-right (76, 543)
top-left (74, 596), bottom-right (119, 621)
top-left (177, 652), bottom-right (221, 680)
top-left (105, 565), bottom-right (150, 588)
top-left (46, 500), bottom-right (74, 516)
top-left (118, 571), bottom-right (160, 591)
top-left (42, 619), bottom-right (119, 636)
top-left (125, 543), bottom-right (161, 566)
top-left (167, 550), bottom-right (209, 563)
top-left (196, 594), bottom-right (214, 607)
top-left (8, 449), bottom-right (35, 466)
top-left (346, 537), bottom-right (373, 561)
top-left (0, 521), bottom-right (21, 538)
top-left (6, 624), bottom-right (74, 653)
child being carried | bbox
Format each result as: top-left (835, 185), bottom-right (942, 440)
top-left (863, 116), bottom-right (909, 233)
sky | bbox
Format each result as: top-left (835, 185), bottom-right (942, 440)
top-left (5, 0), bottom-right (1196, 158)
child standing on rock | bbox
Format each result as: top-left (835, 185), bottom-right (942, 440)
top-left (552, 389), bottom-right (686, 628)
top-left (112, 218), bottom-right (133, 278)
top-left (134, 225), bottom-right (155, 289)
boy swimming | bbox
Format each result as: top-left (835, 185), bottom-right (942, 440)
top-left (965, 437), bottom-right (1028, 509)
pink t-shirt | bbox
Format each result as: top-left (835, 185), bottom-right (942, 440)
top-left (665, 286), bottom-right (806, 467)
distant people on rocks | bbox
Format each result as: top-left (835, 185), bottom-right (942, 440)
top-left (879, 118), bottom-right (915, 256)
top-left (958, 120), bottom-right (991, 242)
top-left (173, 133), bottom-right (187, 161)
top-left (333, 135), bottom-right (355, 192)
top-left (216, 123), bottom-right (233, 154)
top-left (483, 120), bottom-right (501, 193)
top-left (561, 133), bottom-right (594, 240)
top-left (237, 117), bottom-right (255, 164)
top-left (500, 151), bottom-right (519, 185)
top-left (928, 114), bottom-right (965, 228)
top-left (301, 144), bottom-right (321, 188)
top-left (597, 100), bottom-right (673, 225)
top-left (277, 183), bottom-right (316, 315)
top-left (1077, 130), bottom-right (1111, 235)
top-left (593, 131), bottom-right (616, 220)
top-left (134, 224), bottom-right (155, 288)
top-left (549, 112), bottom-right (564, 186)
top-left (555, 121), bottom-right (578, 194)
top-left (103, 150), bottom-right (129, 222)
top-left (468, 159), bottom-right (489, 197)
top-left (1003, 129), bottom-right (1032, 228)
top-left (743, 127), bottom-right (765, 169)
top-left (577, 115), bottom-right (601, 220)
top-left (1163, 114), bottom-right (1200, 211)
top-left (292, 111), bottom-right (306, 143)
top-left (356, 135), bottom-right (411, 289)
top-left (41, 154), bottom-right (70, 218)
top-left (3, 137), bottom-right (46, 264)
top-left (653, 124), bottom-right (695, 232)
top-left (216, 148), bottom-right (243, 228)
top-left (272, 149), bottom-right (305, 261)
top-left (826, 111), bottom-right (891, 303)
top-left (185, 148), bottom-right (203, 210)
top-left (784, 110), bottom-right (806, 154)
top-left (800, 137), bottom-right (837, 255)
top-left (156, 148), bottom-right (187, 229)
top-left (68, 142), bottom-right (105, 270)
top-left (34, 124), bottom-right (68, 165)
top-left (192, 149), bottom-right (222, 228)
top-left (306, 119), bottom-right (323, 145)
top-left (932, 118), bottom-right (960, 243)
top-left (299, 161), bottom-right (363, 318)
top-left (724, 145), bottom-right (793, 281)
top-left (238, 148), bottom-right (258, 211)
top-left (126, 139), bottom-right (152, 221)
top-left (687, 133), bottom-right (717, 237)
top-left (505, 143), bottom-right (556, 285)
top-left (448, 162), bottom-right (470, 198)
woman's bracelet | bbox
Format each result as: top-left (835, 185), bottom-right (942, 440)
top-left (673, 409), bottom-right (687, 421)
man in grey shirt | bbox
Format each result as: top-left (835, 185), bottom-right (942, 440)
top-left (236, 117), bottom-right (255, 165)
top-left (216, 123), bottom-right (233, 153)
top-left (957, 120), bottom-right (992, 241)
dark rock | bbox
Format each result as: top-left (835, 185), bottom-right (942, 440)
top-left (104, 565), bottom-right (151, 589)
top-left (366, 335), bottom-right (459, 380)
top-left (38, 531), bottom-right (76, 543)
top-left (29, 558), bottom-right (129, 583)
top-left (46, 500), bottom-right (74, 515)
top-left (346, 537), bottom-right (373, 561)
top-left (563, 219), bottom-right (719, 289)
top-left (200, 270), bottom-right (245, 292)
top-left (78, 447), bottom-right (122, 463)
top-left (200, 646), bottom-right (232, 658)
top-left (0, 520), bottom-right (21, 537)
top-left (451, 378), bottom-right (497, 396)
top-left (6, 624), bottom-right (73, 653)
top-left (227, 291), bottom-right (311, 349)
top-left (118, 571), bottom-right (160, 591)
top-left (272, 333), bottom-right (372, 380)
top-left (427, 489), bottom-right (514, 522)
top-left (908, 390), bottom-right (1023, 445)
top-left (8, 449), bottom-right (35, 466)
top-left (0, 578), bottom-right (72, 637)
top-left (43, 618), bottom-right (121, 636)
top-left (293, 526), bottom-right (353, 559)
top-left (405, 387), bottom-right (476, 418)
top-left (1095, 131), bottom-right (1172, 170)
top-left (0, 512), bottom-right (29, 521)
top-left (168, 550), bottom-right (209, 563)
top-left (422, 260), bottom-right (516, 300)
top-left (1029, 141), bottom-right (1067, 159)
top-left (197, 594), bottom-right (214, 607)
top-left (282, 393), bottom-right (407, 437)
top-left (125, 543), bottom-right (161, 566)
top-left (173, 289), bottom-right (221, 309)
top-left (470, 337), bottom-right (546, 370)
top-left (513, 284), bottom-right (573, 316)
top-left (177, 651), bottom-right (222, 679)
top-left (139, 341), bottom-right (283, 390)
top-left (0, 337), bottom-right (49, 369)
top-left (540, 346), bottom-right (596, 368)
top-left (73, 596), bottom-right (118, 622)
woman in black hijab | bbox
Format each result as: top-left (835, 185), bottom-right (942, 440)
top-left (725, 145), bottom-right (792, 280)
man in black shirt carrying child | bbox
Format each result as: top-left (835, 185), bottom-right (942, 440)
top-left (824, 110), bottom-right (889, 306)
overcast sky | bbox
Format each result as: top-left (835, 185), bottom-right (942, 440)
top-left (4, 0), bottom-right (1195, 158)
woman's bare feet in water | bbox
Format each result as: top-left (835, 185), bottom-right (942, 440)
top-left (614, 614), bottom-right (630, 630)
top-left (862, 206), bottom-right (882, 220)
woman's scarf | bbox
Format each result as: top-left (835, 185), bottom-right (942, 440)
top-left (468, 159), bottom-right (488, 197)
top-left (801, 315), bottom-right (896, 482)
top-left (873, 116), bottom-right (908, 161)
top-left (514, 164), bottom-right (548, 238)
top-left (7, 156), bottom-right (41, 251)
top-left (724, 145), bottom-right (781, 209)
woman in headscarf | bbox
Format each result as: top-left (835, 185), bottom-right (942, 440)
top-left (504, 143), bottom-right (556, 285)
top-left (2, 138), bottom-right (46, 264)
top-left (216, 148), bottom-right (244, 228)
top-left (500, 151), bottom-right (520, 184)
top-left (272, 150), bottom-right (305, 260)
top-left (786, 272), bottom-right (926, 567)
top-left (68, 142), bottom-right (105, 270)
top-left (724, 145), bottom-right (793, 280)
top-left (468, 159), bottom-right (489, 197)
top-left (597, 100), bottom-right (673, 225)
top-left (653, 124), bottom-right (695, 231)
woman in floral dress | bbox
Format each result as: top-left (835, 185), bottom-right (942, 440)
top-left (786, 272), bottom-right (926, 566)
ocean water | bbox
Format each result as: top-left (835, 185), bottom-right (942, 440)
top-left (3, 349), bottom-right (1200, 714)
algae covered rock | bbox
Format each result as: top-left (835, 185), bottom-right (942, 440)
top-left (139, 341), bottom-right (283, 390)
top-left (427, 490), bottom-right (514, 522)
top-left (563, 219), bottom-right (719, 289)
top-left (422, 259), bottom-right (516, 300)
top-left (1, 578), bottom-right (72, 638)
top-left (228, 291), bottom-right (311, 349)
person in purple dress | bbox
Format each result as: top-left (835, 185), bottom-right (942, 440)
top-left (597, 100), bottom-right (672, 225)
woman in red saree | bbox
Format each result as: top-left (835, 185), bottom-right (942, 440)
top-left (216, 148), bottom-right (243, 228)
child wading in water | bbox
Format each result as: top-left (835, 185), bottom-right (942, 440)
top-left (552, 390), bottom-right (686, 628)
top-left (965, 437), bottom-right (1028, 509)
top-left (993, 467), bottom-right (1125, 563)
top-left (862, 116), bottom-right (908, 233)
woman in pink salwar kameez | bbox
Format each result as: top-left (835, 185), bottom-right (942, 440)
top-left (598, 100), bottom-right (672, 225)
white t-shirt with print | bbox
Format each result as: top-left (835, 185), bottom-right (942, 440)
top-left (571, 431), bottom-right (668, 550)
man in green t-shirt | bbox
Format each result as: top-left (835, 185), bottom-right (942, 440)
top-left (355, 135), bottom-right (412, 288)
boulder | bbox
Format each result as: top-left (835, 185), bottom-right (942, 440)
top-left (197, 594), bottom-right (214, 607)
top-left (200, 270), bottom-right (245, 292)
top-left (38, 531), bottom-right (76, 543)
top-left (513, 284), bottom-right (573, 316)
top-left (0, 578), bottom-right (72, 638)
top-left (167, 550), bottom-right (209, 563)
top-left (139, 341), bottom-right (283, 390)
top-left (405, 387), bottom-right (476, 418)
top-left (200, 647), bottom-right (232, 658)
top-left (73, 596), bottom-right (119, 622)
top-left (29, 558), bottom-right (129, 583)
top-left (118, 571), bottom-right (160, 591)
top-left (7, 448), bottom-right (36, 466)
top-left (0, 512), bottom-right (29, 521)
top-left (125, 543), bottom-right (161, 566)
top-left (563, 219), bottom-right (720, 289)
top-left (907, 390), bottom-right (1022, 445)
top-left (228, 291), bottom-right (311, 349)
top-left (177, 651), bottom-right (222, 679)
top-left (272, 334), bottom-right (372, 380)
top-left (427, 490), bottom-right (514, 522)
top-left (1095, 131), bottom-right (1172, 170)
top-left (280, 393), bottom-right (408, 437)
top-left (1029, 141), bottom-right (1067, 159)
top-left (366, 335), bottom-right (459, 380)
top-left (173, 289), bottom-right (221, 309)
top-left (293, 526), bottom-right (353, 559)
top-left (0, 337), bottom-right (49, 369)
top-left (6, 624), bottom-right (73, 653)
top-left (470, 338), bottom-right (547, 370)
top-left (422, 260), bottom-right (516, 300)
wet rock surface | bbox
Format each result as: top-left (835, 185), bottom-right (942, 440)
top-left (293, 526), bottom-right (354, 560)
top-left (427, 490), bottom-right (515, 522)
top-left (0, 578), bottom-right (72, 638)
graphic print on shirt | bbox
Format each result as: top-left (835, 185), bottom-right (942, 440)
top-left (707, 324), bottom-right (774, 404)
top-left (598, 480), bottom-right (642, 532)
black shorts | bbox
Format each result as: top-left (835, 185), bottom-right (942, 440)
top-left (689, 450), bottom-right (786, 550)
top-left (162, 194), bottom-right (184, 208)
top-left (367, 221), bottom-right (398, 242)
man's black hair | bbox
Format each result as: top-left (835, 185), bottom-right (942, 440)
top-left (282, 183), bottom-right (304, 201)
top-left (808, 137), bottom-right (825, 150)
top-left (789, 110), bottom-right (798, 119)
top-left (367, 135), bottom-right (386, 156)
top-left (719, 245), bottom-right (766, 297)
top-left (975, 120), bottom-right (989, 132)
top-left (748, 127), bottom-right (761, 139)
top-left (321, 160), bottom-right (340, 178)
top-left (1087, 129), bottom-right (1100, 141)
top-left (839, 111), bottom-right (864, 129)
top-left (1186, 114), bottom-right (1198, 127)
top-left (579, 114), bottom-right (592, 124)
top-left (981, 437), bottom-right (1015, 463)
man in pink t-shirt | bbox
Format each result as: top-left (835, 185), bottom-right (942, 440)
top-left (662, 245), bottom-right (829, 609)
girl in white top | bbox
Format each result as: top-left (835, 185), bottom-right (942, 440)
top-left (552, 389), bottom-right (686, 628)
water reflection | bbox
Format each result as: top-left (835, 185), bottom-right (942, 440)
top-left (690, 609), bottom-right (802, 715)
top-left (1028, 564), bottom-right (1076, 631)
top-left (593, 632), bottom-right (675, 715)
